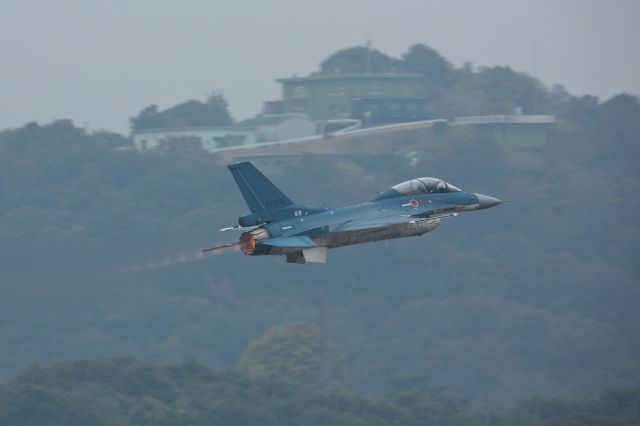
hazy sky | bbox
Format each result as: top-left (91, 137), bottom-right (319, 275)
top-left (1, 0), bottom-right (638, 132)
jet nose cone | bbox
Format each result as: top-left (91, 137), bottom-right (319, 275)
top-left (474, 193), bottom-right (503, 209)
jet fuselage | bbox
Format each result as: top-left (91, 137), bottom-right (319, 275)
top-left (206, 162), bottom-right (502, 264)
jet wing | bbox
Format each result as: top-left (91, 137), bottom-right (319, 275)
top-left (261, 236), bottom-right (316, 248)
top-left (333, 215), bottom-right (426, 232)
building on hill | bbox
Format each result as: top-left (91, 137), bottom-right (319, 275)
top-left (237, 114), bottom-right (316, 142)
top-left (131, 113), bottom-right (317, 152)
top-left (262, 100), bottom-right (284, 115)
top-left (276, 73), bottom-right (428, 124)
top-left (132, 126), bottom-right (258, 152)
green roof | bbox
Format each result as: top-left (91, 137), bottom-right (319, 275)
top-left (132, 126), bottom-right (255, 134)
top-left (277, 73), bottom-right (424, 83)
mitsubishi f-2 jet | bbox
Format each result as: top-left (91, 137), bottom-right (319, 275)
top-left (204, 162), bottom-right (502, 264)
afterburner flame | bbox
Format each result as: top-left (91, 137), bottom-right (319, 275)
top-left (239, 227), bottom-right (270, 255)
top-left (239, 232), bottom-right (256, 255)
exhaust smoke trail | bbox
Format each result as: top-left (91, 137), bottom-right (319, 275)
top-left (122, 245), bottom-right (240, 272)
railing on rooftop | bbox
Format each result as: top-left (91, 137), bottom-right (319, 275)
top-left (452, 115), bottom-right (555, 125)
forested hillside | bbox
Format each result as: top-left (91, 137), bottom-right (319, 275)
top-left (1, 358), bottom-right (638, 426)
top-left (1, 45), bottom-right (639, 405)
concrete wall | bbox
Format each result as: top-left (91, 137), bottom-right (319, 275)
top-left (255, 116), bottom-right (316, 142)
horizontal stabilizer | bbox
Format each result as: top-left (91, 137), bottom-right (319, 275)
top-left (286, 247), bottom-right (327, 264)
top-left (262, 236), bottom-right (316, 249)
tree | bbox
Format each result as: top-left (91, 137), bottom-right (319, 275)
top-left (401, 44), bottom-right (454, 84)
top-left (592, 93), bottom-right (640, 171)
top-left (319, 45), bottom-right (401, 74)
top-left (464, 65), bottom-right (548, 114)
top-left (129, 92), bottom-right (233, 130)
top-left (237, 322), bottom-right (349, 391)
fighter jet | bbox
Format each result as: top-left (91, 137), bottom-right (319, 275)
top-left (204, 162), bottom-right (502, 264)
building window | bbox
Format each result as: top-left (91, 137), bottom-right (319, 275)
top-left (292, 99), bottom-right (306, 112)
top-left (368, 81), bottom-right (383, 95)
top-left (292, 85), bottom-right (306, 99)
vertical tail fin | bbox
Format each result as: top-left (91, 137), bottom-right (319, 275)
top-left (228, 162), bottom-right (294, 213)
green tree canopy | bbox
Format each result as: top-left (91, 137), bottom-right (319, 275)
top-left (1, 358), bottom-right (638, 426)
top-left (401, 43), bottom-right (454, 84)
top-left (237, 322), bottom-right (349, 391)
top-left (129, 92), bottom-right (233, 130)
top-left (319, 45), bottom-right (401, 74)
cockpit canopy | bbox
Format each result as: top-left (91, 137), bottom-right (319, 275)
top-left (392, 177), bottom-right (462, 194)
top-left (374, 177), bottom-right (462, 200)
